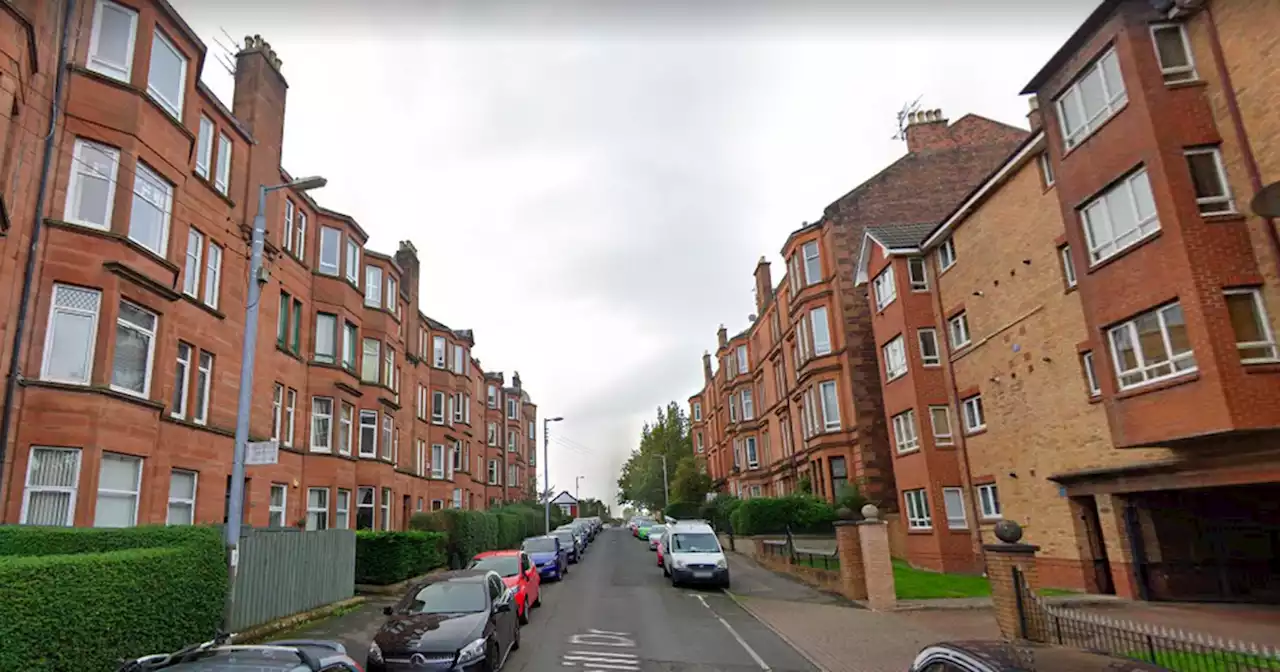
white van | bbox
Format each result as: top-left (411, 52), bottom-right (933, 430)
top-left (662, 521), bottom-right (729, 589)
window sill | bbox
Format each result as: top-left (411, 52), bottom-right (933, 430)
top-left (104, 261), bottom-right (182, 302)
top-left (334, 381), bottom-right (362, 398)
top-left (885, 372), bottom-right (908, 385)
top-left (1085, 228), bottom-right (1162, 275)
top-left (189, 170), bottom-right (237, 209)
top-left (965, 428), bottom-right (988, 438)
top-left (1114, 370), bottom-right (1199, 400)
top-left (895, 448), bottom-right (921, 458)
top-left (907, 528), bottom-right (935, 535)
top-left (1243, 361), bottom-right (1280, 375)
top-left (20, 378), bottom-right (166, 411)
top-left (70, 65), bottom-right (195, 142)
top-left (180, 294), bottom-right (226, 319)
top-left (162, 413), bottom-right (235, 438)
top-left (276, 344), bottom-right (303, 362)
top-left (1087, 394), bottom-right (1104, 405)
top-left (1165, 79), bottom-right (1206, 91)
top-left (1200, 212), bottom-right (1246, 224)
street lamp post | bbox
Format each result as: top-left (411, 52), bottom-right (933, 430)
top-left (574, 476), bottom-right (583, 512)
top-left (223, 176), bottom-right (326, 633)
top-left (543, 416), bottom-right (564, 533)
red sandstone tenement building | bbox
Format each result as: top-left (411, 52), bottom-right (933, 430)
top-left (0, 1), bottom-right (538, 530)
top-left (853, 0), bottom-right (1280, 603)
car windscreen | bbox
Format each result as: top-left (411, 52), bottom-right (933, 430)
top-left (552, 531), bottom-right (575, 543)
top-left (162, 652), bottom-right (312, 671)
top-left (637, 519), bottom-right (654, 526)
top-left (468, 555), bottom-right (520, 577)
top-left (522, 538), bottom-right (557, 553)
top-left (670, 532), bottom-right (720, 553)
top-left (401, 580), bottom-right (487, 614)
top-left (649, 526), bottom-right (666, 536)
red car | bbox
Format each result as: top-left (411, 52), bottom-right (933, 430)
top-left (468, 550), bottom-right (541, 625)
top-left (656, 536), bottom-right (666, 569)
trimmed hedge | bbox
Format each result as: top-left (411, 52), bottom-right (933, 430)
top-left (701, 494), bottom-right (741, 532)
top-left (0, 525), bottom-right (226, 672)
top-left (663, 501), bottom-right (702, 521)
top-left (354, 531), bottom-right (447, 585)
top-left (729, 495), bottom-right (836, 536)
top-left (409, 504), bottom-right (568, 568)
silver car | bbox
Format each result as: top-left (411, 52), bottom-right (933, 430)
top-left (647, 525), bottom-right (666, 551)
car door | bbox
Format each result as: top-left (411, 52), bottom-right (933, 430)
top-left (487, 574), bottom-right (509, 654)
top-left (521, 552), bottom-right (539, 603)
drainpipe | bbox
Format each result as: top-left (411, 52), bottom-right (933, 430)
top-left (1202, 4), bottom-right (1280, 269)
top-left (0, 0), bottom-right (76, 517)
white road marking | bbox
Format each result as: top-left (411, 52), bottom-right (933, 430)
top-left (562, 655), bottom-right (640, 668)
top-left (569, 629), bottom-right (636, 647)
top-left (561, 662), bottom-right (639, 670)
top-left (695, 593), bottom-right (772, 671)
top-left (567, 651), bottom-right (638, 659)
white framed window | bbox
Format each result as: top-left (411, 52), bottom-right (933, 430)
top-left (937, 238), bottom-right (956, 272)
top-left (215, 133), bottom-right (232, 195)
top-left (433, 336), bottom-right (447, 368)
top-left (318, 227), bottom-right (341, 275)
top-left (1185, 147), bottom-right (1235, 215)
top-left (507, 429), bottom-right (517, 452)
top-left (21, 447), bottom-right (81, 526)
top-left (193, 350), bottom-right (212, 424)
top-left (1226, 289), bottom-right (1279, 363)
top-left (432, 444), bottom-right (445, 478)
top-left (744, 436), bottom-right (758, 468)
top-left (892, 409), bottom-right (919, 453)
top-left (1108, 302), bottom-right (1196, 389)
top-left (788, 252), bottom-right (802, 295)
top-left (819, 380), bottom-right (841, 431)
top-left (728, 394), bottom-right (738, 423)
top-left (736, 345), bottom-right (749, 374)
top-left (315, 313), bottom-right (337, 364)
top-left (802, 240), bottom-right (821, 285)
top-left (268, 484), bottom-right (287, 527)
top-left (42, 284), bottom-right (101, 385)
top-left (810, 306), bottom-right (832, 356)
top-left (415, 440), bottom-right (427, 476)
top-left (1151, 23), bottom-right (1197, 85)
top-left (488, 459), bottom-right (499, 484)
top-left (907, 257), bottom-right (928, 291)
top-left (487, 421), bottom-right (497, 446)
top-left (1082, 352), bottom-right (1102, 397)
top-left (1060, 245), bottom-right (1077, 289)
top-left (432, 392), bottom-right (445, 424)
top-left (696, 431), bottom-right (704, 453)
top-left (65, 139), bottom-right (120, 231)
top-left (883, 335), bottom-right (907, 381)
top-left (487, 385), bottom-right (498, 408)
top-left (364, 266), bottom-right (382, 307)
top-left (146, 29), bottom-right (187, 119)
top-left (110, 300), bottom-right (157, 397)
top-left (903, 489), bottom-right (931, 530)
top-left (380, 488), bottom-right (391, 530)
top-left (978, 484), bottom-right (1002, 520)
top-left (204, 243), bottom-right (222, 309)
top-left (342, 322), bottom-right (357, 370)
top-left (452, 392), bottom-right (464, 424)
top-left (1055, 46), bottom-right (1127, 149)
top-left (271, 383), bottom-right (282, 441)
top-left (446, 395), bottom-right (455, 427)
top-left (345, 239), bottom-right (361, 285)
top-left (295, 211), bottom-right (307, 260)
top-left (95, 452), bottom-right (141, 528)
top-left (171, 342), bottom-right (191, 418)
top-left (283, 199), bottom-right (295, 252)
top-left (284, 388), bottom-right (297, 447)
top-left (311, 397), bottom-right (333, 452)
top-left (358, 410), bottom-right (378, 458)
top-left (942, 487), bottom-right (967, 529)
top-left (693, 402), bottom-right (702, 421)
top-left (339, 402), bottom-right (353, 456)
top-left (361, 338), bottom-right (380, 384)
top-left (962, 395), bottom-right (986, 433)
top-left (183, 229), bottom-right (203, 297)
top-left (741, 388), bottom-right (755, 420)
top-left (1082, 168), bottom-right (1160, 264)
top-left (452, 488), bottom-right (463, 509)
top-left (917, 328), bottom-right (941, 367)
top-left (1038, 153), bottom-right (1056, 188)
top-left (929, 406), bottom-right (954, 446)
top-left (386, 277), bottom-right (398, 314)
top-left (86, 0), bottom-right (137, 82)
top-left (873, 266), bottom-right (897, 310)
top-left (335, 489), bottom-right (351, 529)
top-left (167, 469), bottom-right (197, 525)
top-left (451, 441), bottom-right (463, 474)
top-left (383, 347), bottom-right (395, 388)
top-left (507, 398), bottom-right (518, 420)
top-left (453, 344), bottom-right (466, 374)
top-left (306, 487), bottom-right (328, 531)
top-left (129, 162), bottom-right (173, 257)
top-left (949, 312), bottom-right (971, 349)
top-left (381, 415), bottom-right (393, 460)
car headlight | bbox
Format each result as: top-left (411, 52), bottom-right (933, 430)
top-left (368, 641), bottom-right (383, 663)
top-left (673, 559), bottom-right (686, 569)
top-left (457, 637), bottom-right (487, 664)
top-left (716, 558), bottom-right (728, 569)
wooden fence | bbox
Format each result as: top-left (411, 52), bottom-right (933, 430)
top-left (229, 527), bottom-right (356, 631)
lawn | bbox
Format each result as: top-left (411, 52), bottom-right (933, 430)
top-left (1130, 649), bottom-right (1280, 672)
top-left (792, 555), bottom-right (1078, 600)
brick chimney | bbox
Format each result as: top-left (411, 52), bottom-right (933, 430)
top-left (394, 240), bottom-right (419, 304)
top-left (717, 324), bottom-right (728, 350)
top-left (702, 351), bottom-right (713, 383)
top-left (1026, 96), bottom-right (1043, 133)
top-left (753, 256), bottom-right (772, 314)
top-left (233, 35), bottom-right (288, 226)
top-left (904, 109), bottom-right (953, 153)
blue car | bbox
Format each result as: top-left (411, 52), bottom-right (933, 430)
top-left (522, 535), bottom-right (568, 580)
top-left (550, 529), bottom-right (580, 564)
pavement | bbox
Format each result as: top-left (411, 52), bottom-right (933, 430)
top-left (278, 526), bottom-right (818, 671)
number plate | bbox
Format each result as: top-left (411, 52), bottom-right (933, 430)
top-left (693, 571), bottom-right (712, 579)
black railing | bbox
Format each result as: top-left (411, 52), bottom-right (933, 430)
top-left (1013, 567), bottom-right (1280, 672)
top-left (793, 549), bottom-right (839, 571)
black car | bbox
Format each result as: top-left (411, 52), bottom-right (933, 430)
top-left (910, 640), bottom-right (1173, 672)
top-left (367, 569), bottom-right (520, 672)
top-left (117, 638), bottom-right (360, 671)
top-left (550, 529), bottom-right (580, 563)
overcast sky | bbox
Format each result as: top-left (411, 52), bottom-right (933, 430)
top-left (172, 0), bottom-right (1096, 509)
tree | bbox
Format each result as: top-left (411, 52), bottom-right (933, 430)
top-left (671, 456), bottom-right (712, 505)
top-left (616, 402), bottom-right (702, 512)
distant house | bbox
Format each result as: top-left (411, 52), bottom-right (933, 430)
top-left (550, 491), bottom-right (578, 518)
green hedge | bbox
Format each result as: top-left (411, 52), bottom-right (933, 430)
top-left (0, 525), bottom-right (225, 672)
top-left (729, 495), bottom-right (836, 535)
top-left (663, 501), bottom-right (702, 520)
top-left (701, 494), bottom-right (741, 532)
top-left (409, 504), bottom-right (567, 568)
top-left (354, 531), bottom-right (447, 585)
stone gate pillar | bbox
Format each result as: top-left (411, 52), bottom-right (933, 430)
top-left (984, 520), bottom-right (1049, 642)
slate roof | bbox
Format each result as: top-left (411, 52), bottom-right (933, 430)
top-left (864, 222), bottom-right (936, 251)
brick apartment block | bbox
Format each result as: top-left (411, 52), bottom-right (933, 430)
top-left (855, 0), bottom-right (1280, 603)
top-left (0, 1), bottom-right (539, 531)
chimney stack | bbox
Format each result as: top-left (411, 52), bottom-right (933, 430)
top-left (394, 240), bottom-right (419, 307)
top-left (1026, 96), bottom-right (1043, 133)
top-left (233, 35), bottom-right (289, 230)
top-left (904, 108), bottom-right (954, 153)
top-left (702, 351), bottom-right (713, 382)
top-left (717, 324), bottom-right (728, 349)
top-left (753, 256), bottom-right (773, 315)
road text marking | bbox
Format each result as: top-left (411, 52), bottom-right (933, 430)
top-left (564, 629), bottom-right (639, 671)
top-left (695, 594), bottom-right (771, 671)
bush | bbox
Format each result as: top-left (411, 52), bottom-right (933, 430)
top-left (729, 495), bottom-right (836, 536)
top-left (408, 504), bottom-right (564, 568)
top-left (663, 501), bottom-right (702, 521)
top-left (700, 494), bottom-right (741, 533)
top-left (0, 525), bottom-right (225, 672)
top-left (354, 531), bottom-right (447, 585)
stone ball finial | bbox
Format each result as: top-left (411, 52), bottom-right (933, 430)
top-left (836, 506), bottom-right (854, 521)
top-left (860, 504), bottom-right (880, 521)
top-left (994, 519), bottom-right (1023, 544)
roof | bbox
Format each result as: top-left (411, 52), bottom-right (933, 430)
top-left (920, 130), bottom-right (1045, 249)
top-left (550, 491), bottom-right (578, 505)
top-left (1020, 0), bottom-right (1120, 94)
top-left (865, 222), bottom-right (935, 250)
top-left (423, 314), bottom-right (452, 332)
top-left (419, 569), bottom-right (491, 584)
top-left (474, 549), bottom-right (520, 557)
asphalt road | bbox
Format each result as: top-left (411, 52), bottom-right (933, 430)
top-left (282, 525), bottom-right (817, 671)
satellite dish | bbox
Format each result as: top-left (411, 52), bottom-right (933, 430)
top-left (1250, 181), bottom-right (1280, 218)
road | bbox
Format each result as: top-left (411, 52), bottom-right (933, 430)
top-left (283, 526), bottom-right (817, 671)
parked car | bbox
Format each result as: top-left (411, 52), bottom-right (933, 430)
top-left (468, 550), bottom-right (541, 625)
top-left (647, 525), bottom-right (666, 551)
top-left (550, 529), bottom-right (581, 563)
top-left (909, 641), bottom-right (1173, 671)
top-left (656, 530), bottom-right (668, 569)
top-left (117, 637), bottom-right (361, 671)
top-left (558, 524), bottom-right (588, 553)
top-left (665, 520), bottom-right (729, 589)
top-left (367, 569), bottom-right (519, 672)
top-left (521, 535), bottom-right (568, 581)
top-left (635, 519), bottom-right (656, 540)
top-left (573, 518), bottom-right (597, 541)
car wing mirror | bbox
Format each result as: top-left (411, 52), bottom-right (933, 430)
top-left (494, 601), bottom-right (512, 613)
top-left (382, 606), bottom-right (394, 616)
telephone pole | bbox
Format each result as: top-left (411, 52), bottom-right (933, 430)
top-left (660, 454), bottom-right (670, 509)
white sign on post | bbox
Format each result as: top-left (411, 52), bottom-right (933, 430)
top-left (245, 440), bottom-right (279, 466)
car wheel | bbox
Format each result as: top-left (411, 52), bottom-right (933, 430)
top-left (487, 640), bottom-right (501, 671)
top-left (534, 591), bottom-right (542, 608)
top-left (512, 618), bottom-right (522, 651)
top-left (721, 578), bottom-right (731, 590)
top-left (518, 600), bottom-right (530, 626)
top-left (662, 564), bottom-right (670, 577)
